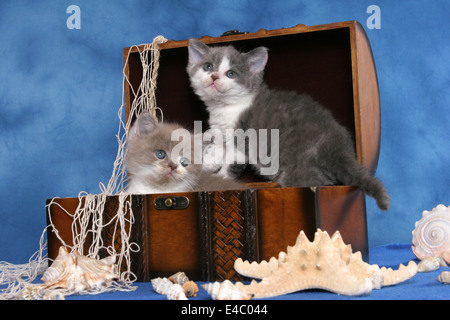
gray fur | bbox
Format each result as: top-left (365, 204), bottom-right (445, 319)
top-left (126, 112), bottom-right (245, 194)
top-left (187, 39), bottom-right (389, 210)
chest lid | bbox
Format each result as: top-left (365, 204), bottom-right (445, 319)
top-left (124, 21), bottom-right (380, 173)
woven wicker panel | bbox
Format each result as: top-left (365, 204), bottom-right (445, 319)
top-left (209, 190), bottom-right (248, 281)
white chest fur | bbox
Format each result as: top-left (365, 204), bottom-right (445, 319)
top-left (205, 96), bottom-right (253, 179)
top-left (208, 95), bottom-right (254, 131)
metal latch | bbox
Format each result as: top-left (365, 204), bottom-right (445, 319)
top-left (154, 196), bottom-right (190, 210)
top-left (221, 30), bottom-right (249, 37)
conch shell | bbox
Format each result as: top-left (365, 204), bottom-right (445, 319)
top-left (412, 204), bottom-right (450, 266)
top-left (19, 246), bottom-right (118, 300)
top-left (234, 229), bottom-right (417, 298)
top-left (201, 280), bottom-right (253, 300)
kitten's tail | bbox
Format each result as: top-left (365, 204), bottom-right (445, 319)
top-left (332, 155), bottom-right (390, 211)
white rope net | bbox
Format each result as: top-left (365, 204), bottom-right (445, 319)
top-left (0, 35), bottom-right (168, 300)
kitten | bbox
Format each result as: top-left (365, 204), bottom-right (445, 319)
top-left (187, 39), bottom-right (390, 210)
top-left (125, 112), bottom-right (245, 194)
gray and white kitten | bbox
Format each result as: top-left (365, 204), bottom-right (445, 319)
top-left (126, 112), bottom-right (245, 194)
top-left (187, 39), bottom-right (389, 210)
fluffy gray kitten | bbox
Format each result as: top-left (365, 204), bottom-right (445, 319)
top-left (126, 112), bottom-right (245, 194)
top-left (187, 39), bottom-right (389, 210)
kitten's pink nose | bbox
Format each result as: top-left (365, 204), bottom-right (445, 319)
top-left (169, 163), bottom-right (177, 171)
top-left (211, 73), bottom-right (219, 81)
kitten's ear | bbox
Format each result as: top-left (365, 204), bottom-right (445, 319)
top-left (188, 39), bottom-right (209, 65)
top-left (129, 112), bottom-right (157, 138)
top-left (245, 47), bottom-right (268, 74)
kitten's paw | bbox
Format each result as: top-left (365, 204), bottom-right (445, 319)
top-left (203, 162), bottom-right (222, 173)
top-left (202, 143), bottom-right (223, 173)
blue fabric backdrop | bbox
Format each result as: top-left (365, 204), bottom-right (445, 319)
top-left (0, 0), bottom-right (449, 264)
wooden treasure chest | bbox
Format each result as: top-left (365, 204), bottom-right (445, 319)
top-left (47, 21), bottom-right (381, 282)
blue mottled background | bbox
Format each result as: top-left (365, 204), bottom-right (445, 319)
top-left (1, 0), bottom-right (449, 263)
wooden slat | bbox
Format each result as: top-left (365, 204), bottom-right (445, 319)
top-left (255, 187), bottom-right (317, 262)
top-left (314, 186), bottom-right (369, 261)
top-left (350, 22), bottom-right (381, 173)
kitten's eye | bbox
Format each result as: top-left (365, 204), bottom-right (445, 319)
top-left (155, 150), bottom-right (166, 159)
top-left (203, 63), bottom-right (213, 72)
top-left (226, 70), bottom-right (237, 79)
top-left (180, 157), bottom-right (190, 167)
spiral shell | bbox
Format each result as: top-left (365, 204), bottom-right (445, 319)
top-left (151, 277), bottom-right (174, 295)
top-left (168, 271), bottom-right (189, 285)
top-left (39, 247), bottom-right (118, 293)
top-left (166, 284), bottom-right (188, 300)
top-left (201, 280), bottom-right (253, 300)
top-left (17, 246), bottom-right (118, 300)
top-left (417, 256), bottom-right (441, 272)
top-left (20, 286), bottom-right (65, 300)
top-left (182, 281), bottom-right (199, 297)
top-left (412, 204), bottom-right (450, 266)
top-left (436, 271), bottom-right (450, 284)
top-left (151, 272), bottom-right (198, 299)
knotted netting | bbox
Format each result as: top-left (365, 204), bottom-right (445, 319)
top-left (0, 35), bottom-right (168, 300)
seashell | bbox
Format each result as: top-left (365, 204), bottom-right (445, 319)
top-left (436, 271), bottom-right (450, 284)
top-left (151, 277), bottom-right (174, 295)
top-left (20, 285), bottom-right (45, 300)
top-left (18, 246), bottom-right (118, 300)
top-left (40, 246), bottom-right (118, 292)
top-left (412, 204), bottom-right (450, 267)
top-left (19, 286), bottom-right (65, 300)
top-left (168, 271), bottom-right (189, 285)
top-left (234, 229), bottom-right (418, 298)
top-left (182, 281), bottom-right (199, 297)
top-left (417, 256), bottom-right (441, 272)
top-left (166, 283), bottom-right (188, 300)
top-left (201, 280), bottom-right (253, 300)
top-left (151, 275), bottom-right (198, 299)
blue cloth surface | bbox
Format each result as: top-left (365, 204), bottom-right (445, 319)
top-left (65, 244), bottom-right (450, 300)
top-left (0, 1), bottom-right (449, 266)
